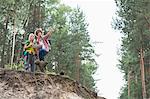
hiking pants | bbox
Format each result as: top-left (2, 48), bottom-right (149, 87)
top-left (27, 53), bottom-right (35, 72)
top-left (39, 49), bottom-right (48, 61)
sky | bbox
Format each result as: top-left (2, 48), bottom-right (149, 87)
top-left (61, 0), bottom-right (125, 99)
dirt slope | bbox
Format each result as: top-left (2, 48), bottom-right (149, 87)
top-left (0, 68), bottom-right (105, 99)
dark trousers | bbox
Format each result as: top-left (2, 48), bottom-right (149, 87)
top-left (39, 49), bottom-right (48, 61)
top-left (27, 54), bottom-right (35, 72)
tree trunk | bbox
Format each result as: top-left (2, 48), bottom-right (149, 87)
top-left (145, 59), bottom-right (150, 75)
top-left (1, 42), bottom-right (6, 68)
top-left (6, 39), bottom-right (11, 64)
top-left (75, 53), bottom-right (80, 82)
top-left (38, 0), bottom-right (41, 27)
top-left (128, 71), bottom-right (131, 99)
top-left (1, 16), bottom-right (9, 68)
top-left (140, 48), bottom-right (147, 99)
top-left (27, 1), bottom-right (41, 33)
top-left (11, 19), bottom-right (16, 68)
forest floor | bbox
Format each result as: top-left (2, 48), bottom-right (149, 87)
top-left (0, 68), bottom-right (105, 99)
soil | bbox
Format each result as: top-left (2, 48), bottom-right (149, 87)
top-left (0, 68), bottom-right (105, 99)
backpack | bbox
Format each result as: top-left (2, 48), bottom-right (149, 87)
top-left (48, 39), bottom-right (52, 51)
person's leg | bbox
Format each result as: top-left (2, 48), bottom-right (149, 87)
top-left (24, 56), bottom-right (28, 70)
top-left (26, 53), bottom-right (31, 71)
top-left (23, 51), bottom-right (28, 70)
top-left (38, 49), bottom-right (48, 72)
top-left (39, 49), bottom-right (48, 61)
top-left (30, 54), bottom-right (35, 72)
top-left (39, 61), bottom-right (48, 72)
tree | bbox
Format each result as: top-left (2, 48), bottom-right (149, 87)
top-left (114, 0), bottom-right (150, 98)
top-left (0, 0), bottom-right (97, 91)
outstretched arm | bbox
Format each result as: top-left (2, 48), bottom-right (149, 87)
top-left (44, 27), bottom-right (54, 39)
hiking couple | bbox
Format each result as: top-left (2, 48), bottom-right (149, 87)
top-left (23, 27), bottom-right (54, 72)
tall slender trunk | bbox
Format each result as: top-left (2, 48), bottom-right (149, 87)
top-left (1, 41), bottom-right (6, 68)
top-left (75, 52), bottom-right (80, 82)
top-left (1, 36), bottom-right (6, 67)
top-left (145, 58), bottom-right (150, 75)
top-left (11, 19), bottom-right (16, 68)
top-left (6, 39), bottom-right (11, 64)
top-left (140, 47), bottom-right (147, 99)
top-left (38, 0), bottom-right (41, 27)
top-left (128, 71), bottom-right (131, 99)
top-left (1, 16), bottom-right (9, 68)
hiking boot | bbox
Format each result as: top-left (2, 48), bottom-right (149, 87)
top-left (39, 61), bottom-right (48, 72)
top-left (40, 61), bottom-right (48, 66)
top-left (35, 59), bottom-right (40, 65)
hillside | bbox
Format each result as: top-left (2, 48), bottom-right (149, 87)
top-left (0, 68), bottom-right (105, 99)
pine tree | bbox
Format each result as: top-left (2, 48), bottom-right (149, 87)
top-left (114, 0), bottom-right (150, 98)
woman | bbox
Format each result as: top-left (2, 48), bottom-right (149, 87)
top-left (24, 33), bottom-right (36, 72)
top-left (34, 27), bottom-right (54, 71)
